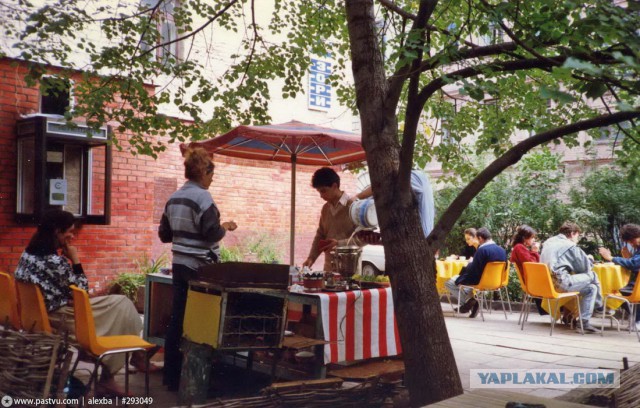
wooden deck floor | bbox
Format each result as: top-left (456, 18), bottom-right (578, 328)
top-left (427, 389), bottom-right (591, 407)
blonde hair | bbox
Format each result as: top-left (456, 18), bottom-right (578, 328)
top-left (184, 147), bottom-right (213, 181)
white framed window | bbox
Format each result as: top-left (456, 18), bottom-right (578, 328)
top-left (140, 0), bottom-right (182, 63)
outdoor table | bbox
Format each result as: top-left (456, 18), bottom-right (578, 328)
top-left (288, 287), bottom-right (402, 364)
top-left (441, 259), bottom-right (469, 277)
top-left (593, 263), bottom-right (630, 310)
top-left (436, 259), bottom-right (468, 297)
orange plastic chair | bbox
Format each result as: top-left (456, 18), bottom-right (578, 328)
top-left (458, 261), bottom-right (509, 321)
top-left (600, 279), bottom-right (640, 341)
top-left (0, 271), bottom-right (21, 330)
top-left (514, 264), bottom-right (536, 326)
top-left (16, 280), bottom-right (52, 333)
top-left (487, 261), bottom-right (513, 315)
top-left (522, 262), bottom-right (584, 335)
top-left (69, 285), bottom-right (154, 399)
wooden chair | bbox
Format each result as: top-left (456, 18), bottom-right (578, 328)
top-left (458, 262), bottom-right (509, 321)
top-left (522, 262), bottom-right (584, 335)
top-left (16, 280), bottom-right (52, 333)
top-left (0, 271), bottom-right (21, 330)
top-left (69, 285), bottom-right (154, 400)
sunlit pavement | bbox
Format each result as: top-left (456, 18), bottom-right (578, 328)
top-left (88, 304), bottom-right (639, 407)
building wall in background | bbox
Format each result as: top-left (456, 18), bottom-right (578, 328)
top-left (0, 58), bottom-right (358, 291)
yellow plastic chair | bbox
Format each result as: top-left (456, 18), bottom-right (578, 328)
top-left (16, 280), bottom-right (52, 333)
top-left (514, 264), bottom-right (530, 326)
top-left (600, 279), bottom-right (640, 341)
top-left (488, 261), bottom-right (513, 315)
top-left (458, 261), bottom-right (509, 321)
top-left (0, 271), bottom-right (21, 330)
top-left (522, 262), bottom-right (584, 335)
top-left (69, 285), bottom-right (154, 399)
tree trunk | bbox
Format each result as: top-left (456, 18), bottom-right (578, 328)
top-left (345, 1), bottom-right (463, 405)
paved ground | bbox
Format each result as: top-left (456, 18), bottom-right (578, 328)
top-left (442, 304), bottom-right (640, 400)
top-left (82, 303), bottom-right (640, 407)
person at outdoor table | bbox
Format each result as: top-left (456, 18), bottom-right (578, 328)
top-left (463, 228), bottom-right (479, 259)
top-left (303, 167), bottom-right (363, 271)
top-left (510, 225), bottom-right (541, 273)
top-left (598, 223), bottom-right (640, 327)
top-left (510, 225), bottom-right (546, 315)
top-left (540, 221), bottom-right (604, 333)
top-left (159, 147), bottom-right (238, 391)
top-left (14, 209), bottom-right (150, 397)
top-left (445, 227), bottom-right (507, 318)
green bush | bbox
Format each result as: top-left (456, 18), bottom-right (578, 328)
top-left (246, 235), bottom-right (282, 264)
top-left (569, 167), bottom-right (640, 255)
top-left (110, 272), bottom-right (146, 300)
top-left (505, 267), bottom-right (524, 302)
top-left (110, 253), bottom-right (168, 301)
top-left (220, 245), bottom-right (244, 262)
top-left (435, 149), bottom-right (570, 254)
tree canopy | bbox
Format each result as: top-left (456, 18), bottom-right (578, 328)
top-left (3, 0), bottom-right (640, 405)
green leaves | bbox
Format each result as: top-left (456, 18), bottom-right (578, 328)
top-left (562, 57), bottom-right (603, 76)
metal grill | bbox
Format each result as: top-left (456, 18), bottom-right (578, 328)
top-left (221, 312), bottom-right (284, 349)
top-left (185, 263), bottom-right (289, 350)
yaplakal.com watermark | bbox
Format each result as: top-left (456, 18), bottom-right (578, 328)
top-left (470, 368), bottom-right (620, 389)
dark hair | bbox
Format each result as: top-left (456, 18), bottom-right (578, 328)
top-left (511, 225), bottom-right (537, 246)
top-left (312, 167), bottom-right (340, 188)
top-left (620, 224), bottom-right (640, 242)
top-left (464, 228), bottom-right (477, 237)
top-left (476, 227), bottom-right (491, 241)
top-left (26, 210), bottom-right (77, 256)
top-left (558, 221), bottom-right (581, 236)
top-left (184, 147), bottom-right (213, 181)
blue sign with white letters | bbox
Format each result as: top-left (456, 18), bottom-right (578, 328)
top-left (309, 57), bottom-right (332, 111)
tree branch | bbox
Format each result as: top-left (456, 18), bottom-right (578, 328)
top-left (427, 109), bottom-right (640, 247)
top-left (378, 0), bottom-right (417, 21)
top-left (417, 56), bottom-right (563, 105)
top-left (478, 0), bottom-right (555, 64)
top-left (240, 0), bottom-right (259, 86)
top-left (137, 0), bottom-right (240, 60)
top-left (399, 0), bottom-right (439, 191)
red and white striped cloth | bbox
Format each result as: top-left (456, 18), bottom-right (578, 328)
top-left (308, 287), bottom-right (402, 364)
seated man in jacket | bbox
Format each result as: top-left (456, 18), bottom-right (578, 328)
top-left (445, 227), bottom-right (507, 318)
top-left (599, 223), bottom-right (640, 328)
top-left (540, 221), bottom-right (603, 333)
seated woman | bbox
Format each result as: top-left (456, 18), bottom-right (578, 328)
top-left (14, 209), bottom-right (156, 396)
top-left (510, 225), bottom-right (546, 315)
top-left (510, 225), bottom-right (540, 273)
top-left (463, 228), bottom-right (479, 259)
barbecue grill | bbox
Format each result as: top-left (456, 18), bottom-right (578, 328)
top-left (183, 262), bottom-right (289, 350)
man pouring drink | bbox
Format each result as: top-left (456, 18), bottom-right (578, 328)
top-left (302, 167), bottom-right (364, 273)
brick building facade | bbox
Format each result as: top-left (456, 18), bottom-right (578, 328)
top-left (0, 58), bottom-right (359, 291)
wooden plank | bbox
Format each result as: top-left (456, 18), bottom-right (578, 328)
top-left (282, 334), bottom-right (328, 349)
top-left (328, 358), bottom-right (404, 381)
top-left (268, 377), bottom-right (343, 392)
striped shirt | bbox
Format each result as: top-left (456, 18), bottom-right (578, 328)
top-left (158, 180), bottom-right (226, 270)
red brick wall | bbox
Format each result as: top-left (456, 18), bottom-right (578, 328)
top-left (0, 58), bottom-right (358, 291)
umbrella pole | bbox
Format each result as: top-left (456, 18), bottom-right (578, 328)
top-left (290, 155), bottom-right (297, 265)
